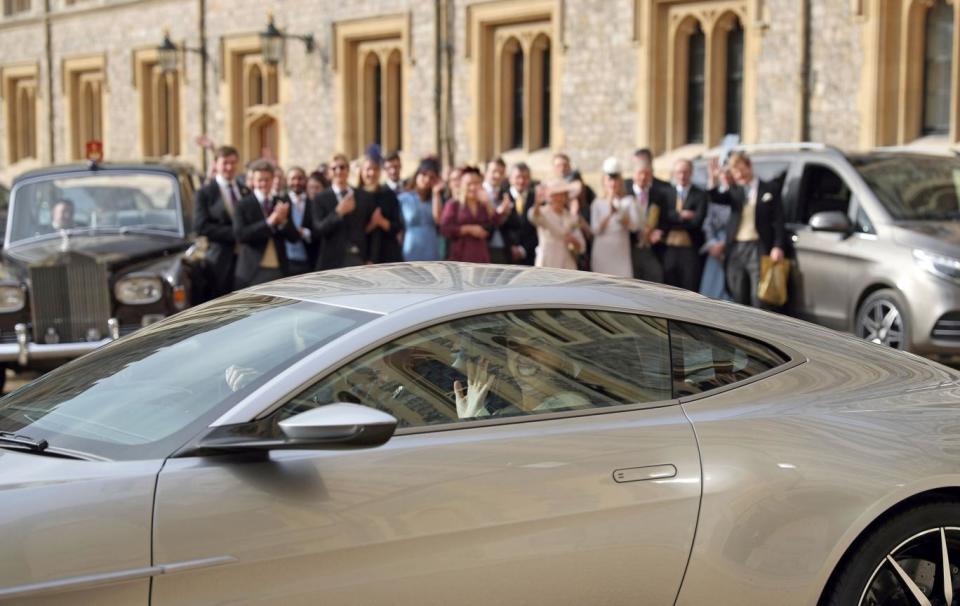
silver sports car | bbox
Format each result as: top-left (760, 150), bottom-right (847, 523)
top-left (0, 262), bottom-right (958, 605)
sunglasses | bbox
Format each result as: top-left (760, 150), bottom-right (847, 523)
top-left (331, 164), bottom-right (349, 171)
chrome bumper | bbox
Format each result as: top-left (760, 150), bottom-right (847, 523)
top-left (0, 321), bottom-right (118, 365)
top-left (0, 339), bottom-right (112, 364)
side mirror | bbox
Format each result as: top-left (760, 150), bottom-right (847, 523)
top-left (809, 211), bottom-right (852, 234)
top-left (278, 403), bottom-right (397, 447)
top-left (174, 403), bottom-right (398, 457)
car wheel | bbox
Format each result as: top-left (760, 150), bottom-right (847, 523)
top-left (823, 500), bottom-right (960, 606)
top-left (856, 289), bottom-right (909, 350)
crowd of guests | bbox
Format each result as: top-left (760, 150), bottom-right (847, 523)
top-left (194, 144), bottom-right (786, 308)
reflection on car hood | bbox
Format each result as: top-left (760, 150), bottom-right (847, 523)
top-left (892, 222), bottom-right (960, 257)
top-left (3, 232), bottom-right (187, 267)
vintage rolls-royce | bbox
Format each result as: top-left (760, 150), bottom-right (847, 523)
top-left (0, 160), bottom-right (204, 388)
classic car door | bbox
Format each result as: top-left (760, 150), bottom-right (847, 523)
top-left (151, 309), bottom-right (702, 606)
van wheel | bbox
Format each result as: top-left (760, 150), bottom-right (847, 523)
top-left (856, 289), bottom-right (908, 350)
top-left (822, 500), bottom-right (960, 606)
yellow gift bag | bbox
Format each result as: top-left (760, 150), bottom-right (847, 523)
top-left (758, 256), bottom-right (790, 307)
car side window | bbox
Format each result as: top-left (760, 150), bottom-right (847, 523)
top-left (669, 321), bottom-right (788, 397)
top-left (798, 164), bottom-right (852, 224)
top-left (278, 309), bottom-right (673, 428)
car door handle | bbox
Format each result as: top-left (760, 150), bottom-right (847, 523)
top-left (612, 465), bottom-right (677, 483)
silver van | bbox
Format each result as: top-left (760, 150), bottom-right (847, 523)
top-left (694, 143), bottom-right (960, 362)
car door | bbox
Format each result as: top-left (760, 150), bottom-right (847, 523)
top-left (787, 162), bottom-right (857, 329)
top-left (151, 308), bottom-right (702, 606)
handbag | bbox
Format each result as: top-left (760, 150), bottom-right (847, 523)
top-left (758, 256), bottom-right (790, 307)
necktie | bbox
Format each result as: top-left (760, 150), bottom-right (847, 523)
top-left (223, 183), bottom-right (236, 216)
top-left (517, 192), bottom-right (525, 215)
top-left (676, 188), bottom-right (685, 213)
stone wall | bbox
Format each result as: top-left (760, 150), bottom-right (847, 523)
top-left (805, 0), bottom-right (863, 148)
top-left (0, 0), bottom-right (947, 186)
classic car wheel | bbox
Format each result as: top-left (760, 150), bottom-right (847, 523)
top-left (823, 500), bottom-right (960, 606)
top-left (856, 290), bottom-right (909, 350)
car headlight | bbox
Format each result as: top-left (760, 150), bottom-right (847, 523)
top-left (913, 249), bottom-right (960, 283)
top-left (115, 276), bottom-right (163, 305)
top-left (0, 285), bottom-right (25, 313)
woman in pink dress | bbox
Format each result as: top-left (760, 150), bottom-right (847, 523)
top-left (440, 167), bottom-right (500, 263)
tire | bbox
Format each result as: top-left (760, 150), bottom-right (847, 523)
top-left (823, 500), bottom-right (960, 606)
top-left (855, 289), bottom-right (910, 351)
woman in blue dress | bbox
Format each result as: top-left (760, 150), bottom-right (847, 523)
top-left (398, 158), bottom-right (444, 261)
top-left (699, 201), bottom-right (733, 300)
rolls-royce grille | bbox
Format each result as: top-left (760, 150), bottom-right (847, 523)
top-left (29, 256), bottom-right (111, 343)
top-left (932, 312), bottom-right (960, 342)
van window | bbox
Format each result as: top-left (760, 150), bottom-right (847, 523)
top-left (798, 164), bottom-right (852, 224)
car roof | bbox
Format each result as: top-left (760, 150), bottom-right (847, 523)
top-left (249, 262), bottom-right (696, 315)
top-left (12, 160), bottom-right (197, 184)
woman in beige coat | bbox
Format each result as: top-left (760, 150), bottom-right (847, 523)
top-left (528, 180), bottom-right (586, 270)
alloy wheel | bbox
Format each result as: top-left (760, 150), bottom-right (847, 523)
top-left (858, 299), bottom-right (905, 349)
top-left (858, 527), bottom-right (960, 605)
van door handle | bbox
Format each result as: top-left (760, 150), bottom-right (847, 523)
top-left (612, 464), bottom-right (677, 483)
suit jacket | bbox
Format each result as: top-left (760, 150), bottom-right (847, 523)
top-left (624, 177), bottom-right (671, 252)
top-left (369, 186), bottom-right (404, 263)
top-left (232, 193), bottom-right (300, 288)
top-left (194, 180), bottom-right (248, 298)
top-left (659, 184), bottom-right (708, 250)
top-left (311, 187), bottom-right (381, 270)
top-left (281, 191), bottom-right (318, 269)
top-left (708, 178), bottom-right (787, 256)
top-left (505, 189), bottom-right (538, 265)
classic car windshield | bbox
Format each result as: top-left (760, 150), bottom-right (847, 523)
top-left (0, 294), bottom-right (376, 460)
top-left (8, 171), bottom-right (182, 244)
top-left (851, 154), bottom-right (960, 221)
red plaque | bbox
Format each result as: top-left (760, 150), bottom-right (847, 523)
top-left (85, 140), bottom-right (103, 162)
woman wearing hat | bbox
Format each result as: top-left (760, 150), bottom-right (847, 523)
top-left (529, 179), bottom-right (586, 270)
top-left (398, 158), bottom-right (445, 261)
top-left (589, 157), bottom-right (636, 277)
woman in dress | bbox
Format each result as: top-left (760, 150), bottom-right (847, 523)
top-left (589, 157), bottom-right (635, 277)
top-left (529, 180), bottom-right (586, 270)
top-left (440, 167), bottom-right (499, 263)
top-left (357, 154), bottom-right (404, 263)
top-left (398, 158), bottom-right (444, 261)
top-left (699, 201), bottom-right (733, 300)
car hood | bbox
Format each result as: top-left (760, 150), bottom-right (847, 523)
top-left (891, 221), bottom-right (960, 257)
top-left (2, 232), bottom-right (187, 268)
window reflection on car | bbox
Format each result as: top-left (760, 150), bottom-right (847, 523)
top-left (281, 309), bottom-right (674, 428)
top-left (851, 154), bottom-right (960, 221)
top-left (0, 294), bottom-right (375, 460)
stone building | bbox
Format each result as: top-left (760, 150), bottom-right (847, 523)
top-left (0, 0), bottom-right (957, 186)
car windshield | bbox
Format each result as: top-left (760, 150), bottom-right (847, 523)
top-left (8, 171), bottom-right (182, 244)
top-left (0, 294), bottom-right (376, 460)
top-left (851, 154), bottom-right (960, 221)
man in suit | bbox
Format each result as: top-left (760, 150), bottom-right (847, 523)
top-left (383, 152), bottom-right (405, 195)
top-left (708, 151), bottom-right (786, 307)
top-left (624, 152), bottom-right (670, 283)
top-left (657, 158), bottom-right (707, 291)
top-left (232, 160), bottom-right (300, 288)
top-left (504, 162), bottom-right (537, 265)
top-left (194, 145), bottom-right (247, 299)
top-left (281, 166), bottom-right (317, 275)
top-left (483, 157), bottom-right (513, 264)
top-left (312, 153), bottom-right (381, 270)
